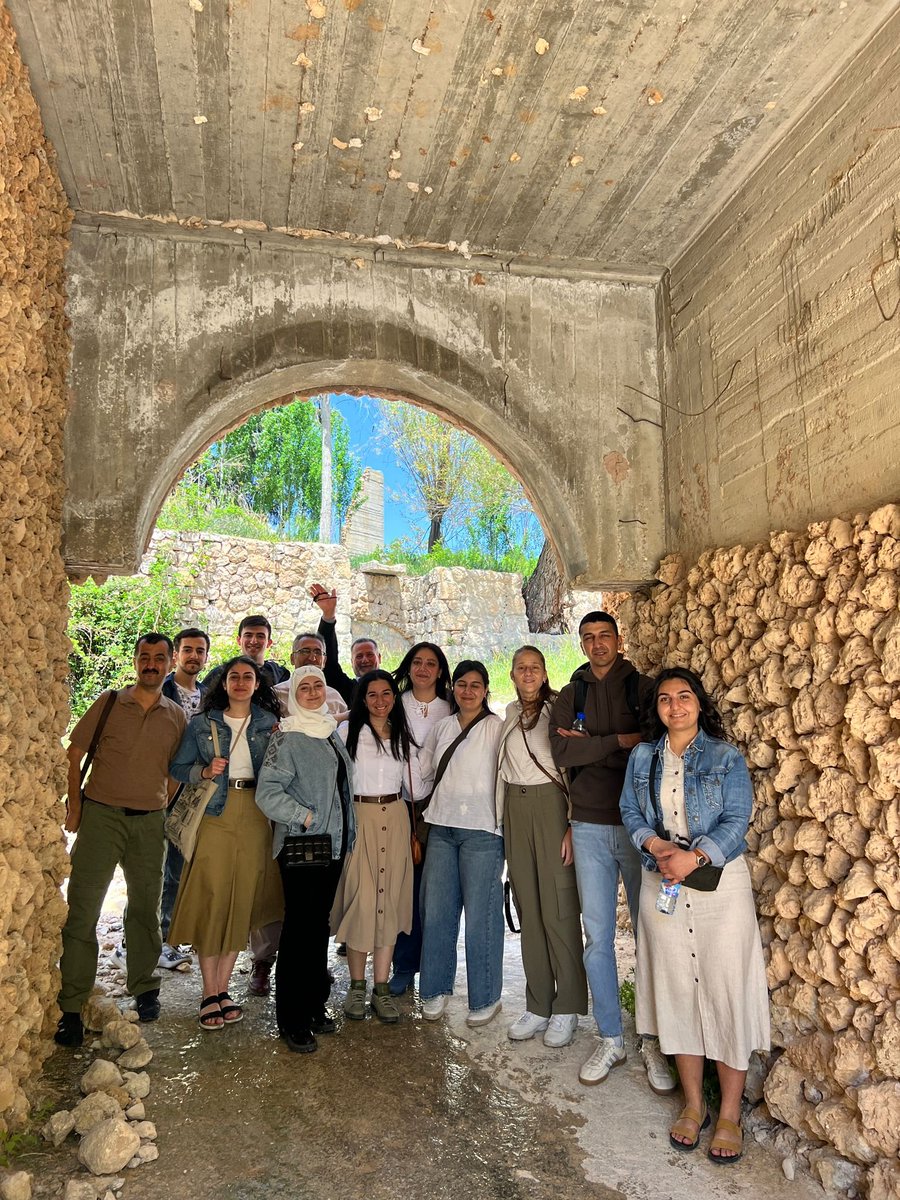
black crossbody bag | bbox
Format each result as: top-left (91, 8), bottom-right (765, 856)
top-left (649, 752), bottom-right (722, 892)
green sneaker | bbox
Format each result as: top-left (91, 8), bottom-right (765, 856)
top-left (371, 983), bottom-right (400, 1024)
top-left (343, 981), bottom-right (367, 1021)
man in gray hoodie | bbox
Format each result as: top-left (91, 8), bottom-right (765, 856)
top-left (550, 611), bottom-right (672, 1094)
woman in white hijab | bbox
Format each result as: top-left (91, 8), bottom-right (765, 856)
top-left (256, 666), bottom-right (356, 1054)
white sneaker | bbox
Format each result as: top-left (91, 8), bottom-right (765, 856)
top-left (466, 1000), bottom-right (502, 1028)
top-left (543, 1013), bottom-right (578, 1048)
top-left (641, 1038), bottom-right (676, 1094)
top-left (158, 943), bottom-right (192, 972)
top-left (422, 995), bottom-right (449, 1021)
top-left (578, 1037), bottom-right (626, 1085)
top-left (112, 944), bottom-right (127, 972)
top-left (508, 1011), bottom-right (550, 1041)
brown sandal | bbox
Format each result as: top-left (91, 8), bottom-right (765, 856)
top-left (708, 1117), bottom-right (743, 1164)
top-left (669, 1104), bottom-right (709, 1151)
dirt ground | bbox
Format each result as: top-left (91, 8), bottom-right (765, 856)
top-left (25, 873), bottom-right (826, 1200)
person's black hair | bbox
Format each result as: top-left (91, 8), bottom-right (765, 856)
top-left (344, 669), bottom-right (416, 761)
top-left (134, 632), bottom-right (174, 656)
top-left (511, 645), bottom-right (558, 731)
top-left (393, 641), bottom-right (452, 700)
top-left (174, 627), bottom-right (210, 652)
top-left (351, 636), bottom-right (380, 653)
top-left (578, 610), bottom-right (619, 636)
top-left (449, 660), bottom-right (491, 715)
top-left (201, 654), bottom-right (281, 718)
top-left (643, 667), bottom-right (726, 742)
top-left (292, 631), bottom-right (326, 650)
top-left (238, 614), bottom-right (272, 637)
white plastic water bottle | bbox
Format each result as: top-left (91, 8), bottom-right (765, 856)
top-left (572, 711), bottom-right (587, 732)
top-left (656, 879), bottom-right (681, 915)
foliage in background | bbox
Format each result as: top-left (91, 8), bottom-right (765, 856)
top-left (378, 400), bottom-right (540, 562)
top-left (351, 538), bottom-right (538, 577)
top-left (67, 556), bottom-right (192, 722)
top-left (186, 397), bottom-right (362, 540)
top-left (157, 481), bottom-right (278, 541)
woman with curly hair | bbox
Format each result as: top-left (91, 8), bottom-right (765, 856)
top-left (331, 669), bottom-right (426, 1023)
top-left (389, 641), bottom-right (452, 994)
top-left (169, 656), bottom-right (283, 1031)
top-left (619, 667), bottom-right (769, 1164)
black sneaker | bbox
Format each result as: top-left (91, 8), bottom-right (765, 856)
top-left (310, 1011), bottom-right (337, 1035)
top-left (54, 1012), bottom-right (84, 1048)
top-left (283, 1029), bottom-right (317, 1054)
top-left (135, 989), bottom-right (161, 1022)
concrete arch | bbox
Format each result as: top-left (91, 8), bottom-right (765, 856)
top-left (63, 225), bottom-right (665, 584)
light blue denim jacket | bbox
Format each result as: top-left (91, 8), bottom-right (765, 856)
top-left (254, 729), bottom-right (356, 860)
top-left (170, 706), bottom-right (278, 816)
top-left (619, 729), bottom-right (753, 870)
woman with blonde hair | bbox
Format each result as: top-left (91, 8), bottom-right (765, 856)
top-left (499, 646), bottom-right (587, 1048)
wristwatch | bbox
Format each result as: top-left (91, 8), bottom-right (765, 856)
top-left (693, 849), bottom-right (709, 867)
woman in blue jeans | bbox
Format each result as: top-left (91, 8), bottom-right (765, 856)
top-left (418, 661), bottom-right (505, 1028)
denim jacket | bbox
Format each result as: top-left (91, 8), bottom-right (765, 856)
top-left (619, 729), bottom-right (753, 870)
top-left (170, 706), bottom-right (278, 816)
top-left (255, 729), bottom-right (356, 860)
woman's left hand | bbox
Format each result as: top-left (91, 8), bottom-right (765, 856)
top-left (560, 827), bottom-right (573, 867)
top-left (660, 847), bottom-right (701, 884)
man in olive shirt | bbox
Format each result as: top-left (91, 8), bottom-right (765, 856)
top-left (55, 633), bottom-right (187, 1048)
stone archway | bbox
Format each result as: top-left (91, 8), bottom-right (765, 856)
top-left (63, 221), bottom-right (665, 587)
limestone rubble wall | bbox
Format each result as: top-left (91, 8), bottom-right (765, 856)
top-left (0, 1), bottom-right (73, 1130)
top-left (618, 506), bottom-right (900, 1195)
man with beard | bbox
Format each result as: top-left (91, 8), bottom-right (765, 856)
top-left (54, 634), bottom-right (187, 1047)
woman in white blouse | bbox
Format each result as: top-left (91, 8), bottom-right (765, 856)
top-left (390, 641), bottom-right (452, 995)
top-left (499, 646), bottom-right (587, 1049)
top-left (331, 669), bottom-right (425, 1023)
top-left (418, 660), bottom-right (505, 1028)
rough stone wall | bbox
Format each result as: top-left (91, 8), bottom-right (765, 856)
top-left (664, 11), bottom-right (900, 561)
top-left (0, 1), bottom-right (72, 1129)
top-left (618, 506), bottom-right (900, 1195)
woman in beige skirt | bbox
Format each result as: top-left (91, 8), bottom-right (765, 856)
top-left (169, 656), bottom-right (283, 1030)
top-left (620, 667), bottom-right (769, 1165)
top-left (332, 669), bottom-right (425, 1023)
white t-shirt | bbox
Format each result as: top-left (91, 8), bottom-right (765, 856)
top-left (401, 690), bottom-right (451, 751)
top-left (223, 714), bottom-right (254, 781)
top-left (420, 712), bottom-right (504, 834)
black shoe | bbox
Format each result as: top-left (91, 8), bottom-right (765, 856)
top-left (54, 1012), bottom-right (84, 1048)
top-left (336, 943), bottom-right (347, 958)
top-left (135, 989), bottom-right (161, 1022)
top-left (283, 1029), bottom-right (317, 1054)
top-left (310, 1012), bottom-right (337, 1036)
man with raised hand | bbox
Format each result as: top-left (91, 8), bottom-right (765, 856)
top-left (550, 611), bottom-right (672, 1095)
top-left (308, 583), bottom-right (381, 706)
top-left (55, 634), bottom-right (186, 1048)
top-left (273, 631), bottom-right (348, 718)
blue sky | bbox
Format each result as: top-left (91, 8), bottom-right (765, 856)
top-left (329, 392), bottom-right (410, 545)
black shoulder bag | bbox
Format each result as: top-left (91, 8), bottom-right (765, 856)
top-left (649, 751), bottom-right (722, 892)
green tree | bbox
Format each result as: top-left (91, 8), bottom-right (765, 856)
top-left (190, 397), bottom-right (362, 540)
top-left (463, 443), bottom-right (538, 562)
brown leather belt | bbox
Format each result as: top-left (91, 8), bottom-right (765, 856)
top-left (354, 793), bottom-right (401, 804)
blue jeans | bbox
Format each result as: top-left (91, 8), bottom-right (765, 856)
top-left (419, 825), bottom-right (505, 1011)
top-left (571, 821), bottom-right (642, 1038)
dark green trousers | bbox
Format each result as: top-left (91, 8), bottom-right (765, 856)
top-left (505, 782), bottom-right (588, 1017)
top-left (58, 800), bottom-right (165, 1011)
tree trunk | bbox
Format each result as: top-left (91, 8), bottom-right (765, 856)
top-left (319, 394), bottom-right (333, 543)
top-left (427, 511), bottom-right (443, 552)
top-left (522, 539), bottom-right (567, 632)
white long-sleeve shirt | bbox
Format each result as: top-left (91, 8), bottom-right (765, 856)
top-left (401, 690), bottom-right (451, 751)
top-left (339, 723), bottom-right (428, 800)
top-left (420, 712), bottom-right (504, 833)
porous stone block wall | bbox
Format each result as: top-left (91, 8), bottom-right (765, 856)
top-left (0, 1), bottom-right (72, 1129)
top-left (618, 505), bottom-right (900, 1192)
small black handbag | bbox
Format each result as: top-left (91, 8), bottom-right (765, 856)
top-left (281, 833), bottom-right (332, 868)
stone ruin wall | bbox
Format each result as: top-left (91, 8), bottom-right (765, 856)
top-left (618, 506), bottom-right (900, 1198)
top-left (147, 530), bottom-right (602, 661)
top-left (0, 3), bottom-right (72, 1130)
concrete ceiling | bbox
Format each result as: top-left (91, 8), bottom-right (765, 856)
top-left (10, 0), bottom-right (897, 272)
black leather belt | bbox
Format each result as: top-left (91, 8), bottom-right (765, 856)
top-left (230, 778), bottom-right (257, 790)
top-left (354, 793), bottom-right (401, 804)
top-left (84, 797), bottom-right (153, 817)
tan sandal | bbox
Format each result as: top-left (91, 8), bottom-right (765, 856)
top-left (708, 1117), bottom-right (743, 1164)
top-left (669, 1103), bottom-right (709, 1151)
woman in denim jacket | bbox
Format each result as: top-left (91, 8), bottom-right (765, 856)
top-left (620, 667), bottom-right (769, 1166)
top-left (169, 656), bottom-right (282, 1031)
top-left (255, 665), bottom-right (356, 1054)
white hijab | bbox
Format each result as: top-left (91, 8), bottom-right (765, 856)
top-left (280, 666), bottom-right (337, 738)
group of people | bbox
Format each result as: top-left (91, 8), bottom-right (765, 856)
top-left (55, 589), bottom-right (769, 1166)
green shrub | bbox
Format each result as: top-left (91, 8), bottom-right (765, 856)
top-left (351, 539), bottom-right (538, 577)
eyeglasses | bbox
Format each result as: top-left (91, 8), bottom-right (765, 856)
top-left (294, 647), bottom-right (324, 660)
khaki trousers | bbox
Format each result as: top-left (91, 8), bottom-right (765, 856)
top-left (504, 782), bottom-right (588, 1017)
